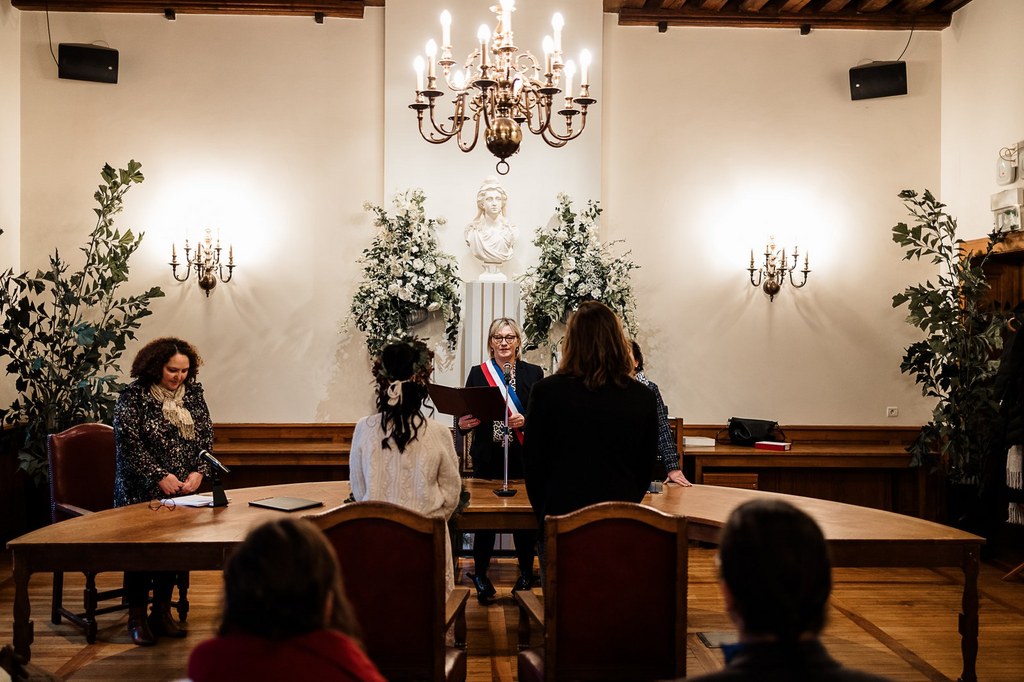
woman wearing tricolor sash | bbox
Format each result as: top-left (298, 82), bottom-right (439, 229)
top-left (457, 317), bottom-right (543, 602)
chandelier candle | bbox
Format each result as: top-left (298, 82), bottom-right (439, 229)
top-left (410, 0), bottom-right (597, 175)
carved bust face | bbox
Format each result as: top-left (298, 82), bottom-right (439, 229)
top-left (478, 189), bottom-right (505, 221)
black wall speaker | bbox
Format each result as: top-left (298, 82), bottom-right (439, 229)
top-left (58, 43), bottom-right (118, 84)
top-left (849, 61), bottom-right (906, 101)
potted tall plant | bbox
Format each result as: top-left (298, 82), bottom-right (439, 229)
top-left (0, 160), bottom-right (163, 485)
top-left (891, 189), bottom-right (1015, 497)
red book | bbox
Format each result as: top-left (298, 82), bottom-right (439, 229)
top-left (754, 441), bottom-right (792, 451)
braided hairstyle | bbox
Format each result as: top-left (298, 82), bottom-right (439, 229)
top-left (372, 340), bottom-right (434, 453)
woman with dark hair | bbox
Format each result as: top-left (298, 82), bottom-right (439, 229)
top-left (458, 317), bottom-right (543, 601)
top-left (524, 301), bottom-right (658, 528)
top-left (350, 340), bottom-right (462, 594)
top-left (187, 518), bottom-right (386, 682)
top-left (113, 337), bottom-right (214, 646)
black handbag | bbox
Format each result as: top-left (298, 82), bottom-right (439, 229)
top-left (719, 417), bottom-right (785, 447)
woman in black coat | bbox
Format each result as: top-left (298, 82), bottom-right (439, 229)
top-left (458, 317), bottom-right (543, 601)
top-left (523, 302), bottom-right (658, 559)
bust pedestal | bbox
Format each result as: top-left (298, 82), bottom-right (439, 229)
top-left (477, 264), bottom-right (508, 282)
top-left (461, 281), bottom-right (521, 376)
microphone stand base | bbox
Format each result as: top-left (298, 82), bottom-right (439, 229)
top-left (211, 476), bottom-right (229, 507)
top-left (493, 488), bottom-right (518, 497)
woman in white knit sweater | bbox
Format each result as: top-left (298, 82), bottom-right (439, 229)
top-left (350, 340), bottom-right (463, 595)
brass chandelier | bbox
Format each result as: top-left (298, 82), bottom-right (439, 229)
top-left (410, 0), bottom-right (596, 175)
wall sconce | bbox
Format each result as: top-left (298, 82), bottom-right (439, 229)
top-left (170, 228), bottom-right (235, 296)
top-left (748, 235), bottom-right (810, 302)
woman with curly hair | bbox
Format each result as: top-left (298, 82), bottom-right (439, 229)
top-left (113, 337), bottom-right (214, 645)
top-left (188, 518), bottom-right (385, 682)
top-left (349, 340), bottom-right (463, 595)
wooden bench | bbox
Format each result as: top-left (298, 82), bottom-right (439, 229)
top-left (213, 424), bottom-right (353, 488)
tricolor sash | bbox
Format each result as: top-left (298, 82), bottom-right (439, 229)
top-left (481, 359), bottom-right (525, 445)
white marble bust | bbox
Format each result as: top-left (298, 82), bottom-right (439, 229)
top-left (465, 178), bottom-right (518, 281)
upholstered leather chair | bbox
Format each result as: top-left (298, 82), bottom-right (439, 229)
top-left (310, 500), bottom-right (469, 682)
top-left (47, 422), bottom-right (188, 642)
top-left (515, 501), bottom-right (688, 682)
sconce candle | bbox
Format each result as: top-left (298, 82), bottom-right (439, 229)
top-left (748, 235), bottom-right (810, 302)
top-left (169, 227), bottom-right (235, 297)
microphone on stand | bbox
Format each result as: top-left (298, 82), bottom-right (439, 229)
top-left (494, 361), bottom-right (518, 497)
top-left (198, 448), bottom-right (230, 507)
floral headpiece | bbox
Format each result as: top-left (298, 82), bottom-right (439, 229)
top-left (372, 340), bottom-right (434, 406)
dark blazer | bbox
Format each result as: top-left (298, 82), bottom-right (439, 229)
top-left (463, 359), bottom-right (544, 479)
top-left (687, 640), bottom-right (891, 682)
top-left (523, 374), bottom-right (658, 522)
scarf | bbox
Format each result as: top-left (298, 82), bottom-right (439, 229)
top-left (149, 383), bottom-right (196, 440)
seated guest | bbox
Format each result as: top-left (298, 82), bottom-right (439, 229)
top-left (113, 336), bottom-right (213, 646)
top-left (631, 340), bottom-right (691, 487)
top-left (523, 301), bottom-right (658, 545)
top-left (457, 317), bottom-right (543, 601)
top-left (187, 518), bottom-right (385, 682)
top-left (687, 499), bottom-right (891, 681)
top-left (350, 340), bottom-right (463, 595)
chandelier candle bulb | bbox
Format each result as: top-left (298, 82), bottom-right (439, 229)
top-left (543, 35), bottom-right (553, 75)
top-left (580, 49), bottom-right (591, 87)
top-left (425, 40), bottom-right (437, 80)
top-left (478, 25), bottom-right (490, 66)
top-left (552, 12), bottom-right (564, 54)
top-left (500, 0), bottom-right (513, 34)
top-left (440, 10), bottom-right (451, 48)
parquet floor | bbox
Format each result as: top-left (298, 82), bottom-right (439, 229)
top-left (2, 549), bottom-right (1023, 681)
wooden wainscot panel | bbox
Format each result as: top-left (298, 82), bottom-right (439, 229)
top-left (675, 422), bottom-right (935, 519)
top-left (212, 423), bottom-right (353, 489)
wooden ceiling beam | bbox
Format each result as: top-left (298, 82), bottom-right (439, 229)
top-left (11, 1), bottom-right (366, 19)
top-left (617, 7), bottom-right (951, 30)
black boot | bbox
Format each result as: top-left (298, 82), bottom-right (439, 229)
top-left (467, 572), bottom-right (496, 602)
top-left (148, 602), bottom-right (187, 638)
top-left (513, 572), bottom-right (537, 592)
top-left (128, 607), bottom-right (156, 646)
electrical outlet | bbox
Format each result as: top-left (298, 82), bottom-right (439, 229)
top-left (886, 406), bottom-right (899, 418)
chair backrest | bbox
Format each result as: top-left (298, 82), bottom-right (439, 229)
top-left (544, 502), bottom-right (688, 681)
top-left (47, 423), bottom-right (117, 523)
top-left (309, 501), bottom-right (449, 681)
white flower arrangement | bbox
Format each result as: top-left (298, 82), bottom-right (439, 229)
top-left (519, 193), bottom-right (639, 346)
top-left (350, 189), bottom-right (462, 356)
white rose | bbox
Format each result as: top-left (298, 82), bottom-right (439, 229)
top-left (425, 263), bottom-right (437, 275)
top-left (591, 288), bottom-right (602, 298)
top-left (427, 301), bottom-right (441, 312)
top-left (413, 258), bottom-right (425, 271)
top-left (554, 283), bottom-right (566, 295)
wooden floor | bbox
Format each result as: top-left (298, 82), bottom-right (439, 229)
top-left (2, 550), bottom-right (1024, 681)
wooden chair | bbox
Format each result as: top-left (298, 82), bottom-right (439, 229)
top-left (309, 501), bottom-right (470, 682)
top-left (515, 502), bottom-right (688, 682)
top-left (46, 423), bottom-right (188, 642)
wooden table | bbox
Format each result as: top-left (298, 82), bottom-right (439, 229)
top-left (7, 480), bottom-right (983, 681)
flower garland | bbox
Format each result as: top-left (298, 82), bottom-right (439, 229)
top-left (519, 193), bottom-right (638, 346)
top-left (350, 189), bottom-right (462, 356)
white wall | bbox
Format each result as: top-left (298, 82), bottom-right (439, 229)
top-left (0, 1), bottom-right (18, 270)
top-left (18, 9), bottom-right (384, 422)
top-left (9, 1), bottom-right (1002, 427)
top-left (603, 20), bottom-right (941, 425)
top-left (941, 0), bottom-right (1024, 239)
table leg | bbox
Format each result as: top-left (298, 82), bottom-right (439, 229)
top-left (958, 544), bottom-right (979, 682)
top-left (13, 553), bottom-right (34, 661)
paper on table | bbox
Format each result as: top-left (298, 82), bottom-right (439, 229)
top-left (165, 494), bottom-right (221, 507)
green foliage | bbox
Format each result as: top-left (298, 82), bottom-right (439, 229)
top-left (891, 189), bottom-right (1014, 484)
top-left (0, 160), bottom-right (164, 483)
top-left (350, 189), bottom-right (462, 356)
top-left (519, 194), bottom-right (639, 346)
